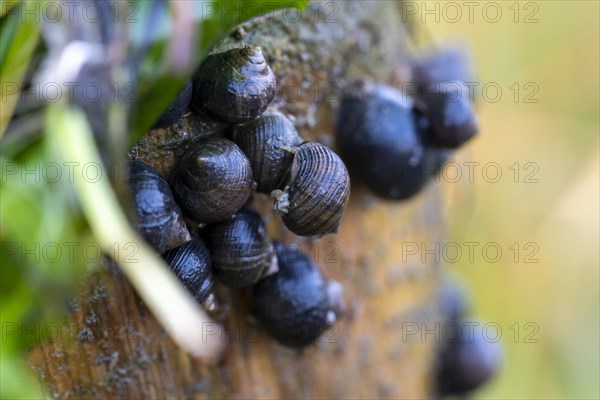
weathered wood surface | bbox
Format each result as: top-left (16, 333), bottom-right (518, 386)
top-left (28, 2), bottom-right (448, 398)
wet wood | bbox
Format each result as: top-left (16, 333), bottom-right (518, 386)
top-left (28, 2), bottom-right (447, 398)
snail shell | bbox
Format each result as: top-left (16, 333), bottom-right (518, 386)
top-left (438, 279), bottom-right (470, 326)
top-left (152, 78), bottom-right (192, 129)
top-left (231, 111), bottom-right (302, 193)
top-left (191, 46), bottom-right (276, 124)
top-left (387, 145), bottom-right (450, 200)
top-left (436, 321), bottom-right (502, 396)
top-left (413, 44), bottom-right (476, 93)
top-left (170, 138), bottom-right (253, 224)
top-left (336, 82), bottom-right (447, 200)
top-left (272, 142), bottom-right (350, 237)
top-left (208, 207), bottom-right (277, 287)
top-left (251, 242), bottom-right (343, 348)
top-left (421, 81), bottom-right (478, 148)
top-left (162, 238), bottom-right (214, 306)
top-left (126, 160), bottom-right (190, 253)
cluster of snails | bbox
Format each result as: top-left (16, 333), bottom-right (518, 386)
top-left (132, 46), bottom-right (349, 348)
top-left (335, 47), bottom-right (478, 200)
top-left (158, 46), bottom-right (351, 237)
top-left (129, 158), bottom-right (344, 348)
top-left (132, 44), bottom-right (492, 399)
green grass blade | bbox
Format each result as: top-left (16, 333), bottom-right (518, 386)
top-left (0, 2), bottom-right (40, 137)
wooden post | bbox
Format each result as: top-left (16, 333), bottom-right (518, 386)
top-left (28, 2), bottom-right (447, 398)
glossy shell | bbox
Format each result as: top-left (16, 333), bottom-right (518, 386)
top-left (436, 321), bottom-right (502, 396)
top-left (208, 207), bottom-right (276, 287)
top-left (190, 46), bottom-right (276, 124)
top-left (162, 238), bottom-right (214, 305)
top-left (152, 78), bottom-right (192, 129)
top-left (127, 160), bottom-right (190, 253)
top-left (422, 81), bottom-right (478, 148)
top-left (170, 138), bottom-right (253, 224)
top-left (231, 111), bottom-right (302, 193)
top-left (272, 142), bottom-right (350, 237)
top-left (336, 82), bottom-right (447, 200)
top-left (383, 145), bottom-right (450, 200)
top-left (251, 242), bottom-right (339, 348)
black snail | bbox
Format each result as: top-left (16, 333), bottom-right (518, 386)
top-left (421, 81), bottom-right (478, 149)
top-left (413, 46), bottom-right (479, 148)
top-left (126, 160), bottom-right (190, 253)
top-left (412, 45), bottom-right (476, 94)
top-left (435, 281), bottom-right (500, 396)
top-left (436, 321), bottom-right (502, 396)
top-left (336, 82), bottom-right (448, 200)
top-left (251, 242), bottom-right (344, 348)
top-left (438, 280), bottom-right (470, 327)
top-left (170, 137), bottom-right (253, 224)
top-left (208, 207), bottom-right (277, 288)
top-left (152, 78), bottom-right (193, 130)
top-left (162, 238), bottom-right (215, 306)
top-left (272, 142), bottom-right (351, 237)
top-left (191, 46), bottom-right (277, 124)
top-left (231, 111), bottom-right (303, 194)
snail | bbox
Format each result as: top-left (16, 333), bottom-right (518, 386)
top-left (162, 238), bottom-right (215, 307)
top-left (208, 207), bottom-right (278, 287)
top-left (436, 321), bottom-right (502, 396)
top-left (383, 145), bottom-right (450, 201)
top-left (421, 81), bottom-right (478, 148)
top-left (231, 111), bottom-right (303, 193)
top-left (335, 81), bottom-right (448, 200)
top-left (152, 78), bottom-right (192, 129)
top-left (412, 44), bottom-right (476, 93)
top-left (435, 281), bottom-right (500, 396)
top-left (170, 137), bottom-right (253, 224)
top-left (126, 160), bottom-right (191, 253)
top-left (438, 279), bottom-right (470, 326)
top-left (251, 242), bottom-right (344, 348)
top-left (190, 46), bottom-right (276, 124)
top-left (272, 142), bottom-right (350, 237)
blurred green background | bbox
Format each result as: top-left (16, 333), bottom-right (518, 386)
top-left (425, 1), bottom-right (599, 398)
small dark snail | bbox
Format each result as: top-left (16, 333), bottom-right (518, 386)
top-left (152, 78), bottom-right (192, 129)
top-left (162, 238), bottom-right (214, 307)
top-left (170, 137), bottom-right (253, 224)
top-left (231, 111), bottom-right (303, 193)
top-left (126, 160), bottom-right (190, 253)
top-left (438, 279), bottom-right (470, 326)
top-left (272, 142), bottom-right (350, 237)
top-left (435, 281), bottom-right (500, 396)
top-left (436, 321), bottom-right (502, 396)
top-left (421, 81), bottom-right (478, 148)
top-left (208, 207), bottom-right (277, 287)
top-left (251, 242), bottom-right (344, 348)
top-left (336, 82), bottom-right (447, 200)
top-left (383, 145), bottom-right (450, 200)
top-left (190, 46), bottom-right (276, 124)
top-left (413, 45), bottom-right (476, 93)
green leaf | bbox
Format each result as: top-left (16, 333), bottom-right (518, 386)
top-left (0, 136), bottom-right (91, 400)
top-left (0, 2), bottom-right (40, 137)
top-left (0, 1), bottom-right (19, 18)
